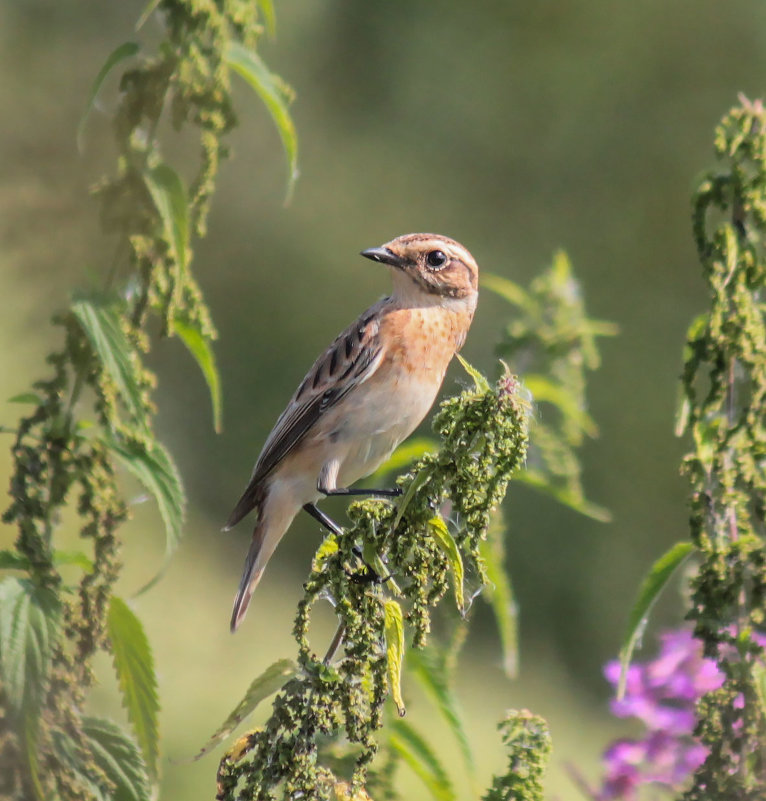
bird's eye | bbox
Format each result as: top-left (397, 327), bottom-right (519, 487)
top-left (426, 250), bottom-right (447, 269)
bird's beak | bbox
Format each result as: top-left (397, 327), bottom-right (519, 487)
top-left (360, 246), bottom-right (408, 270)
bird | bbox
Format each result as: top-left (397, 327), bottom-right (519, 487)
top-left (224, 233), bottom-right (479, 631)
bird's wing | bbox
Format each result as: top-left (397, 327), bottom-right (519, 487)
top-left (223, 302), bottom-right (387, 530)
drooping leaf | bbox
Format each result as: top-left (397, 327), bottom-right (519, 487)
top-left (225, 41), bottom-right (298, 201)
top-left (144, 163), bottom-right (189, 274)
top-left (7, 392), bottom-right (42, 405)
top-left (366, 437), bottom-right (437, 483)
top-left (479, 510), bottom-right (519, 678)
top-left (77, 42), bottom-right (140, 151)
top-left (173, 319), bottom-right (223, 433)
top-left (523, 374), bottom-right (598, 437)
top-left (71, 294), bottom-right (147, 426)
top-left (480, 272), bottom-right (531, 309)
top-left (107, 436), bottom-right (185, 593)
top-left (455, 354), bottom-right (490, 393)
top-left (388, 719), bottom-right (456, 801)
top-left (82, 717), bottom-right (151, 801)
top-left (617, 541), bottom-right (695, 698)
top-left (427, 517), bottom-right (465, 613)
top-left (257, 0), bottom-right (277, 38)
top-left (107, 597), bottom-right (160, 777)
top-left (383, 600), bottom-right (406, 717)
top-left (515, 469), bottom-right (612, 522)
top-left (408, 648), bottom-right (475, 779)
top-left (193, 658), bottom-right (297, 760)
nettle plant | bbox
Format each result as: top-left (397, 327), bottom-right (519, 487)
top-left (0, 5), bottom-right (617, 801)
top-left (581, 97), bottom-right (766, 801)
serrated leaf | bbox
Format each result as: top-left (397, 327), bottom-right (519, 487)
top-left (107, 436), bottom-right (185, 593)
top-left (193, 658), bottom-right (297, 760)
top-left (77, 42), bottom-right (140, 151)
top-left (427, 517), bottom-right (464, 614)
top-left (71, 294), bottom-right (147, 427)
top-left (383, 600), bottom-right (406, 717)
top-left (7, 392), bottom-right (42, 405)
top-left (0, 577), bottom-right (61, 798)
top-left (479, 511), bottom-right (519, 678)
top-left (617, 541), bottom-right (695, 698)
top-left (83, 717), bottom-right (151, 801)
top-left (225, 41), bottom-right (298, 202)
top-left (174, 319), bottom-right (222, 433)
top-left (388, 720), bottom-right (455, 801)
top-left (480, 272), bottom-right (531, 309)
top-left (455, 354), bottom-right (490, 393)
top-left (144, 163), bottom-right (189, 275)
top-left (107, 597), bottom-right (159, 777)
top-left (408, 648), bottom-right (475, 779)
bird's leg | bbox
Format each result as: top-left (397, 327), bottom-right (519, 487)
top-left (317, 484), bottom-right (403, 499)
top-left (302, 503), bottom-right (344, 537)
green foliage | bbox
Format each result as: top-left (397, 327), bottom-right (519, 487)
top-left (0, 2), bottom-right (295, 799)
top-left (677, 95), bottom-right (766, 800)
top-left (215, 368), bottom-right (530, 800)
top-left (482, 711), bottom-right (552, 801)
top-left (483, 253), bottom-right (617, 522)
top-left (107, 597), bottom-right (159, 778)
top-left (617, 541), bottom-right (694, 697)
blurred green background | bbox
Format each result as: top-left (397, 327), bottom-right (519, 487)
top-left (2, 1), bottom-right (766, 798)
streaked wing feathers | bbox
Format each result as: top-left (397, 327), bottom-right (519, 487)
top-left (224, 303), bottom-right (386, 530)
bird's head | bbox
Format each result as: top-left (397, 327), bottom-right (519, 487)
top-left (361, 233), bottom-right (479, 305)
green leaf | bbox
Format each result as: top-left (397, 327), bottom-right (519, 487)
top-left (479, 511), bottom-right (519, 678)
top-left (455, 354), bottom-right (490, 393)
top-left (225, 41), bottom-right (298, 202)
top-left (53, 550), bottom-right (95, 573)
top-left (388, 720), bottom-right (455, 801)
top-left (144, 163), bottom-right (189, 274)
top-left (0, 577), bottom-right (61, 798)
top-left (366, 437), bottom-right (437, 484)
top-left (107, 597), bottom-right (160, 778)
top-left (383, 599), bottom-right (406, 717)
top-left (515, 469), bottom-right (612, 522)
top-left (82, 717), bottom-right (151, 801)
top-left (257, 0), bottom-right (277, 38)
top-left (480, 272), bottom-right (531, 309)
top-left (0, 551), bottom-right (30, 571)
top-left (408, 649), bottom-right (475, 779)
top-left (193, 658), bottom-right (297, 760)
top-left (107, 437), bottom-right (186, 593)
top-left (135, 0), bottom-right (161, 31)
top-left (71, 294), bottom-right (147, 426)
top-left (617, 541), bottom-right (695, 698)
top-left (427, 517), bottom-right (465, 613)
top-left (393, 464), bottom-right (433, 531)
top-left (174, 320), bottom-right (223, 433)
top-left (7, 392), bottom-right (42, 405)
top-left (78, 42), bottom-right (140, 152)
top-left (312, 534), bottom-right (339, 573)
top-left (523, 374), bottom-right (598, 437)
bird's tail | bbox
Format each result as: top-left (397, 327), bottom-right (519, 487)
top-left (230, 484), bottom-right (299, 632)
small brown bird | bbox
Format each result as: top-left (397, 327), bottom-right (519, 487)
top-left (225, 233), bottom-right (479, 631)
